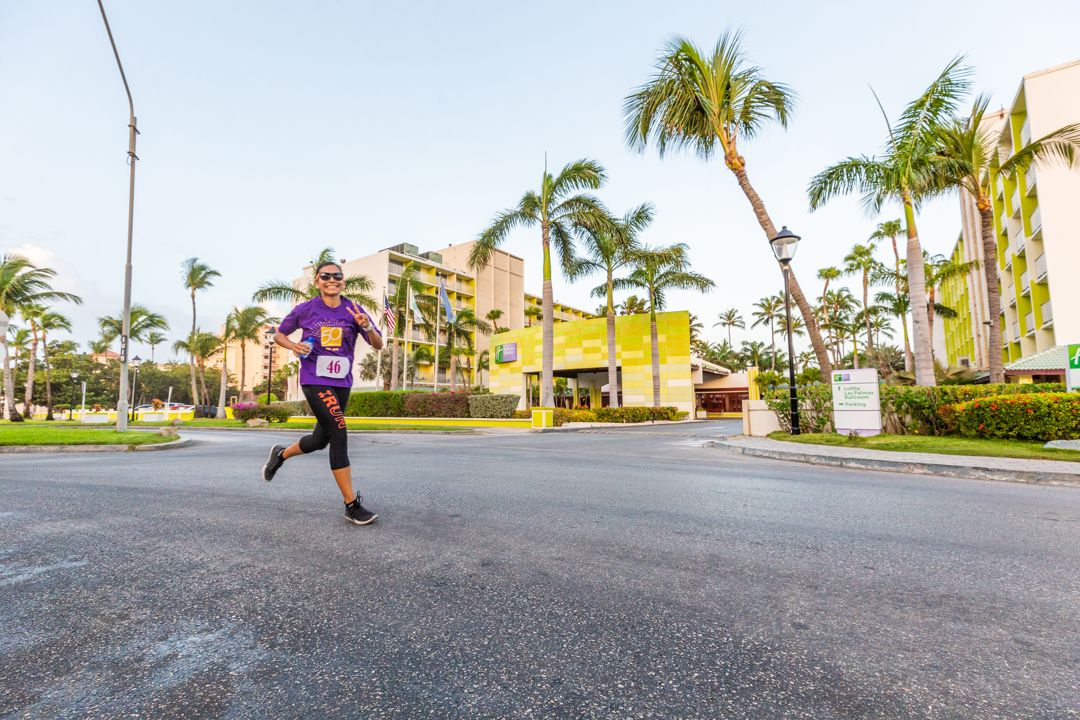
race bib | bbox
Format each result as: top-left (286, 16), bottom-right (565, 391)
top-left (315, 355), bottom-right (351, 379)
top-left (320, 326), bottom-right (344, 348)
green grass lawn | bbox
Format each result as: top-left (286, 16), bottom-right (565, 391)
top-left (0, 424), bottom-right (172, 446)
top-left (768, 432), bottom-right (1080, 463)
top-left (0, 418), bottom-right (470, 433)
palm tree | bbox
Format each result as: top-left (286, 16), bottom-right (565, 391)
top-left (182, 258), bottom-right (221, 411)
top-left (619, 295), bottom-right (648, 315)
top-left (173, 331), bottom-right (221, 405)
top-left (88, 338), bottom-right (110, 355)
top-left (438, 308), bottom-right (491, 390)
top-left (874, 289), bottom-right (910, 364)
top-left (820, 287), bottom-right (857, 364)
top-left (0, 254), bottom-right (81, 421)
top-left (469, 158), bottom-right (610, 407)
top-left (145, 331), bottom-right (167, 363)
top-left (385, 263), bottom-right (438, 391)
top-left (477, 349), bottom-right (490, 388)
top-left (869, 219), bottom-right (911, 370)
top-left (615, 243), bottom-right (715, 406)
top-left (231, 306), bottom-right (275, 401)
top-left (689, 314), bottom-right (704, 345)
top-left (570, 204), bottom-right (652, 408)
top-left (485, 308), bottom-right (507, 334)
top-left (934, 95), bottom-right (1080, 382)
top-left (35, 309), bottom-right (72, 420)
top-left (750, 295), bottom-right (784, 370)
top-left (714, 308), bottom-right (745, 346)
top-left (21, 305), bottom-right (44, 418)
top-left (408, 345), bottom-right (433, 388)
top-left (253, 247), bottom-right (376, 308)
top-left (740, 340), bottom-right (769, 369)
top-left (842, 243), bottom-right (884, 357)
top-left (809, 58), bottom-right (971, 386)
top-left (215, 310), bottom-right (238, 418)
top-left (98, 305), bottom-right (170, 346)
top-left (524, 305), bottom-right (543, 327)
top-left (924, 253), bottom-right (979, 362)
top-left (625, 31), bottom-right (832, 376)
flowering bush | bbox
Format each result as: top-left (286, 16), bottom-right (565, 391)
top-left (882, 383), bottom-right (1063, 435)
top-left (232, 402), bottom-right (292, 423)
top-left (151, 398), bottom-right (164, 410)
top-left (467, 394), bottom-right (520, 418)
top-left (946, 392), bottom-right (1080, 441)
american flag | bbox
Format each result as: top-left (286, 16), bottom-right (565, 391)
top-left (383, 292), bottom-right (396, 334)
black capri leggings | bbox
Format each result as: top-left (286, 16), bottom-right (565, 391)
top-left (299, 385), bottom-right (351, 470)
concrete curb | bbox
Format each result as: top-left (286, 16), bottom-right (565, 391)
top-left (709, 438), bottom-right (1080, 488)
top-left (0, 437), bottom-right (193, 454)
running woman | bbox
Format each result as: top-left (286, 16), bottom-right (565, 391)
top-left (260, 261), bottom-right (384, 525)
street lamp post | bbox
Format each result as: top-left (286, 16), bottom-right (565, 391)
top-left (770, 226), bottom-right (802, 436)
top-left (96, 0), bottom-right (139, 433)
top-left (69, 371), bottom-right (80, 421)
top-left (0, 310), bottom-right (9, 420)
top-left (129, 355), bottom-right (142, 422)
top-left (264, 327), bottom-right (276, 405)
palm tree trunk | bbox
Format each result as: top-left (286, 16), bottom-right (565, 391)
top-left (216, 343), bottom-right (229, 418)
top-left (2, 338), bottom-right (21, 422)
top-left (449, 352), bottom-right (458, 391)
top-left (23, 326), bottom-right (38, 418)
top-left (390, 337), bottom-right (400, 390)
top-left (649, 309), bottom-right (661, 407)
top-left (904, 200), bottom-right (936, 386)
top-left (606, 274), bottom-right (619, 408)
top-left (852, 330), bottom-right (860, 369)
top-left (890, 234), bottom-right (914, 372)
top-left (729, 165), bottom-right (833, 376)
top-left (769, 321), bottom-right (776, 371)
top-left (240, 344), bottom-right (247, 401)
top-left (862, 273), bottom-right (874, 357)
top-left (540, 227), bottom-right (555, 408)
top-left (189, 291), bottom-right (200, 407)
top-left (199, 362), bottom-right (210, 405)
top-left (43, 330), bottom-right (54, 420)
top-left (978, 203), bottom-right (1005, 383)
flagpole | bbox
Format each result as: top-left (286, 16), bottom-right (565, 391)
top-left (404, 286), bottom-right (412, 388)
top-left (434, 298), bottom-right (441, 392)
top-left (375, 291), bottom-right (384, 389)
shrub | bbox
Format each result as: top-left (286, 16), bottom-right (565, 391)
top-left (232, 402), bottom-right (292, 423)
top-left (468, 394), bottom-right (520, 419)
top-left (404, 392), bottom-right (471, 418)
top-left (272, 400), bottom-right (311, 416)
top-left (554, 408), bottom-right (597, 425)
top-left (883, 383), bottom-right (1064, 435)
top-left (512, 409), bottom-right (531, 420)
top-left (347, 391), bottom-right (418, 417)
top-left (593, 406), bottom-right (684, 423)
top-left (948, 392), bottom-right (1080, 441)
top-left (764, 384), bottom-right (834, 434)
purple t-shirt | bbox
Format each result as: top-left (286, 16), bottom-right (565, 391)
top-left (278, 296), bottom-right (381, 388)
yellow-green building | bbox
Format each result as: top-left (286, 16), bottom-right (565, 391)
top-left (488, 311), bottom-right (695, 412)
top-left (939, 235), bottom-right (979, 368)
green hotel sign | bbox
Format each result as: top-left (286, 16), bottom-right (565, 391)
top-left (495, 342), bottom-right (518, 364)
top-left (1068, 344), bottom-right (1080, 392)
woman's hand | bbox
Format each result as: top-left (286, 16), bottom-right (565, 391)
top-left (292, 340), bottom-right (313, 358)
top-left (345, 302), bottom-right (374, 332)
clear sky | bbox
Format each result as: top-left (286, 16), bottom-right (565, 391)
top-left (3, 1), bottom-right (1079, 358)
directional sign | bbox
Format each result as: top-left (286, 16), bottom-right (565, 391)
top-left (832, 368), bottom-right (882, 437)
top-left (1068, 344), bottom-right (1080, 392)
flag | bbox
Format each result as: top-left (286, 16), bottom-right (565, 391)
top-left (438, 277), bottom-right (456, 324)
top-left (410, 287), bottom-right (426, 325)
top-left (383, 291), bottom-right (396, 334)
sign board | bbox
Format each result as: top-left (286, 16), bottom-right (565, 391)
top-left (831, 368), bottom-right (881, 437)
top-left (495, 343), bottom-right (518, 364)
top-left (1068, 344), bottom-right (1080, 392)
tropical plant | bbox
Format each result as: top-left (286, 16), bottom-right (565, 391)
top-left (385, 263), bottom-right (438, 390)
top-left (469, 158), bottom-right (610, 407)
top-left (924, 252), bottom-right (978, 361)
top-left (31, 308), bottom-right (72, 419)
top-left (842, 242), bottom-right (884, 358)
top-left (809, 58), bottom-right (972, 386)
top-left (253, 248), bottom-right (376, 309)
top-left (869, 219), bottom-right (911, 370)
top-left (173, 330), bottom-right (221, 406)
top-left (0, 254), bottom-right (81, 421)
top-left (625, 30), bottom-right (832, 376)
top-left (477, 349), bottom-right (490, 387)
top-left (933, 95), bottom-right (1080, 382)
top-left (615, 243), bottom-right (714, 406)
top-left (524, 305), bottom-right (543, 327)
top-left (145, 331), bottom-right (167, 363)
top-left (215, 310), bottom-right (238, 418)
top-left (740, 340), bottom-right (769, 368)
top-left (97, 305), bottom-right (170, 347)
top-left (181, 258), bottom-right (221, 411)
top-left (436, 307), bottom-right (491, 391)
top-left (485, 308), bottom-right (507, 334)
top-left (619, 295), bottom-right (648, 315)
top-left (750, 294), bottom-right (784, 370)
top-left (714, 308), bottom-right (745, 346)
top-left (229, 306), bottom-right (275, 401)
top-left (571, 203), bottom-right (652, 408)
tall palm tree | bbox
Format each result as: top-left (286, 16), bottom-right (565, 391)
top-left (21, 304), bottom-right (44, 418)
top-left (252, 247), bottom-right (376, 308)
top-left (625, 31), bottom-right (832, 376)
top-left (485, 308), bottom-right (506, 334)
top-left (470, 158), bottom-right (610, 407)
top-left (842, 243), bottom-right (883, 358)
top-left (231, 306), bottom-right (275, 401)
top-left (689, 314), bottom-right (704, 345)
top-left (933, 95), bottom-right (1080, 382)
top-left (524, 305), bottom-right (543, 327)
top-left (98, 305), bottom-right (170, 346)
top-left (615, 243), bottom-right (715, 406)
top-left (477, 349), bottom-right (490, 388)
top-left (215, 310), bottom-right (238, 418)
top-left (172, 331), bottom-right (221, 405)
top-left (437, 308), bottom-right (492, 391)
top-left (0, 254), bottom-right (81, 421)
top-left (869, 219), bottom-right (911, 370)
top-left (182, 258), bottom-right (221, 410)
top-left (809, 58), bottom-right (971, 386)
top-left (570, 204), bottom-right (652, 408)
top-left (714, 308), bottom-right (745, 346)
top-left (619, 295), bottom-right (648, 315)
top-left (145, 331), bottom-right (167, 363)
top-left (750, 295), bottom-right (784, 370)
top-left (821, 287), bottom-right (857, 364)
top-left (35, 309), bottom-right (72, 420)
top-left (740, 340), bottom-right (769, 369)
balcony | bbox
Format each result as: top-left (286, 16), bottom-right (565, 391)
top-left (1014, 234), bottom-right (1025, 256)
top-left (1011, 322), bottom-right (1020, 341)
top-left (1025, 313), bottom-right (1035, 336)
top-left (388, 261), bottom-right (404, 276)
top-left (1020, 118), bottom-right (1031, 148)
top-left (1020, 271), bottom-right (1030, 296)
top-left (1004, 253), bottom-right (1012, 270)
top-left (995, 176), bottom-right (1005, 199)
top-left (1025, 166), bottom-right (1037, 195)
top-left (1041, 301), bottom-right (1053, 328)
top-left (1034, 253), bottom-right (1047, 281)
top-left (1010, 186), bottom-right (1021, 217)
top-left (1029, 206), bottom-right (1042, 236)
top-left (455, 282), bottom-right (474, 295)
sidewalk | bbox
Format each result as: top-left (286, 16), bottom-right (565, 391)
top-left (710, 435), bottom-right (1080, 487)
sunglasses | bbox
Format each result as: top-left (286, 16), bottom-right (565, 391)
top-left (319, 272), bottom-right (344, 281)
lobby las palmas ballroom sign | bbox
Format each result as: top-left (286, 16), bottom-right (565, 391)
top-left (831, 368), bottom-right (882, 437)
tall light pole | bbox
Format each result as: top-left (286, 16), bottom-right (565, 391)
top-left (129, 355), bottom-right (142, 422)
top-left (264, 326), bottom-right (276, 405)
top-left (770, 226), bottom-right (802, 436)
top-left (96, 0), bottom-right (139, 432)
top-left (0, 310), bottom-right (9, 420)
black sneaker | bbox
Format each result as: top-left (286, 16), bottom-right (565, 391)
top-left (345, 494), bottom-right (378, 525)
top-left (262, 445), bottom-right (286, 482)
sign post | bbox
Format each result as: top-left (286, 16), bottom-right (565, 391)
top-left (831, 368), bottom-right (881, 437)
top-left (1067, 344), bottom-right (1080, 392)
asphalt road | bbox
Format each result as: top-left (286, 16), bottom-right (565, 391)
top-left (2, 422), bottom-right (1079, 718)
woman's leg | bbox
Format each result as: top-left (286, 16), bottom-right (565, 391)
top-left (323, 387), bottom-right (354, 503)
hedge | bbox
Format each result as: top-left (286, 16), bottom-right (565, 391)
top-left (232, 403), bottom-right (292, 423)
top-left (347, 391), bottom-right (420, 418)
top-left (272, 400), bottom-right (311, 416)
top-left (593, 406), bottom-right (685, 423)
top-left (764, 384), bottom-right (835, 434)
top-left (468, 394), bottom-right (520, 419)
top-left (882, 383), bottom-right (1064, 435)
top-left (404, 392), bottom-right (471, 418)
top-left (946, 392), bottom-right (1080, 441)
